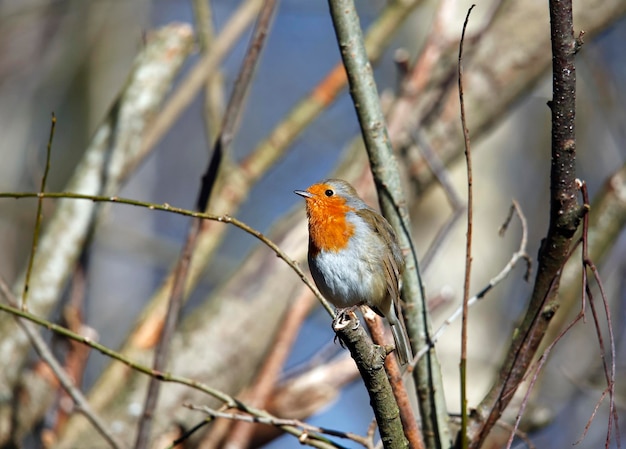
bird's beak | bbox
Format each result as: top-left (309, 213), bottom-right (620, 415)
top-left (294, 189), bottom-right (313, 199)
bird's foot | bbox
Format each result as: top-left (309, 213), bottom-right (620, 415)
top-left (332, 307), bottom-right (359, 331)
top-left (332, 307), bottom-right (360, 348)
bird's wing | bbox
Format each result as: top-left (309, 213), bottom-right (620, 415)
top-left (355, 208), bottom-right (403, 303)
top-left (356, 208), bottom-right (412, 364)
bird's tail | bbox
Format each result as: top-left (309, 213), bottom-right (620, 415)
top-left (388, 307), bottom-right (412, 366)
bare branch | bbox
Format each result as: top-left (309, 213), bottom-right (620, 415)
top-left (191, 0), bottom-right (225, 143)
top-left (0, 23), bottom-right (194, 412)
top-left (0, 277), bottom-right (122, 449)
top-left (469, 0), bottom-right (586, 444)
top-left (332, 312), bottom-right (408, 448)
top-left (327, 1), bottom-right (450, 445)
top-left (186, 404), bottom-right (363, 449)
top-left (413, 200), bottom-right (530, 366)
top-left (22, 113), bottom-right (56, 310)
top-left (458, 7), bottom-right (476, 447)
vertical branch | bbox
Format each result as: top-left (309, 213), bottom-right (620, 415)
top-left (469, 0), bottom-right (585, 446)
top-left (579, 183), bottom-right (619, 447)
top-left (366, 311), bottom-right (424, 449)
top-left (192, 0), bottom-right (225, 143)
top-left (548, 2), bottom-right (579, 223)
top-left (140, 0), bottom-right (263, 160)
top-left (197, 1), bottom-right (276, 210)
top-left (458, 6), bottom-right (475, 449)
top-left (326, 1), bottom-right (451, 447)
top-left (133, 4), bottom-right (277, 448)
top-left (22, 113), bottom-right (56, 310)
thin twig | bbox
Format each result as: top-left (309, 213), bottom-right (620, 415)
top-left (579, 181), bottom-right (620, 448)
top-left (140, 0), bottom-right (263, 157)
top-left (191, 0), bottom-right (224, 143)
top-left (458, 6), bottom-right (475, 448)
top-left (187, 404), bottom-right (370, 448)
top-left (412, 200), bottom-right (530, 364)
top-left (575, 387), bottom-right (610, 446)
top-left (412, 130), bottom-right (465, 271)
top-left (0, 190), bottom-right (332, 314)
top-left (0, 277), bottom-right (122, 449)
top-left (505, 312), bottom-right (583, 449)
top-left (135, 6), bottom-right (277, 446)
top-left (222, 287), bottom-right (316, 447)
top-left (470, 0), bottom-right (585, 444)
top-left (22, 113), bottom-right (56, 310)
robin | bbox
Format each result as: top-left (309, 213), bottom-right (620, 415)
top-left (295, 179), bottom-right (412, 365)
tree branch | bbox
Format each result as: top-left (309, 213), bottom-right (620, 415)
top-left (327, 1), bottom-right (451, 447)
top-left (0, 24), bottom-right (194, 422)
top-left (333, 313), bottom-right (408, 449)
top-left (468, 0), bottom-right (586, 445)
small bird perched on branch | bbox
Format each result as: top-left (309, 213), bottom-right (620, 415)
top-left (295, 179), bottom-right (412, 365)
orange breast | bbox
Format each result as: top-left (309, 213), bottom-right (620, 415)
top-left (307, 201), bottom-right (355, 256)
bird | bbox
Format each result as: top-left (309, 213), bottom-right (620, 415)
top-left (294, 178), bottom-right (412, 365)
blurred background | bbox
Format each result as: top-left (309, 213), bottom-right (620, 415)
top-left (0, 0), bottom-right (625, 448)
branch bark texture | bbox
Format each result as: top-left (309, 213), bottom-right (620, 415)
top-left (327, 1), bottom-right (451, 447)
top-left (334, 315), bottom-right (408, 449)
top-left (469, 0), bottom-right (584, 446)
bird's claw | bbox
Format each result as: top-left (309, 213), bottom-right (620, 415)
top-left (332, 307), bottom-right (358, 330)
top-left (332, 307), bottom-right (360, 348)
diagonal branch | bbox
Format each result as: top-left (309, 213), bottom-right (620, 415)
top-left (134, 6), bottom-right (277, 446)
top-left (333, 313), bottom-right (408, 449)
top-left (0, 277), bottom-right (122, 449)
top-left (0, 299), bottom-right (336, 449)
top-left (0, 23), bottom-right (194, 407)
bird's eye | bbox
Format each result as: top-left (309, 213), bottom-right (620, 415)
top-left (325, 189), bottom-right (334, 197)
